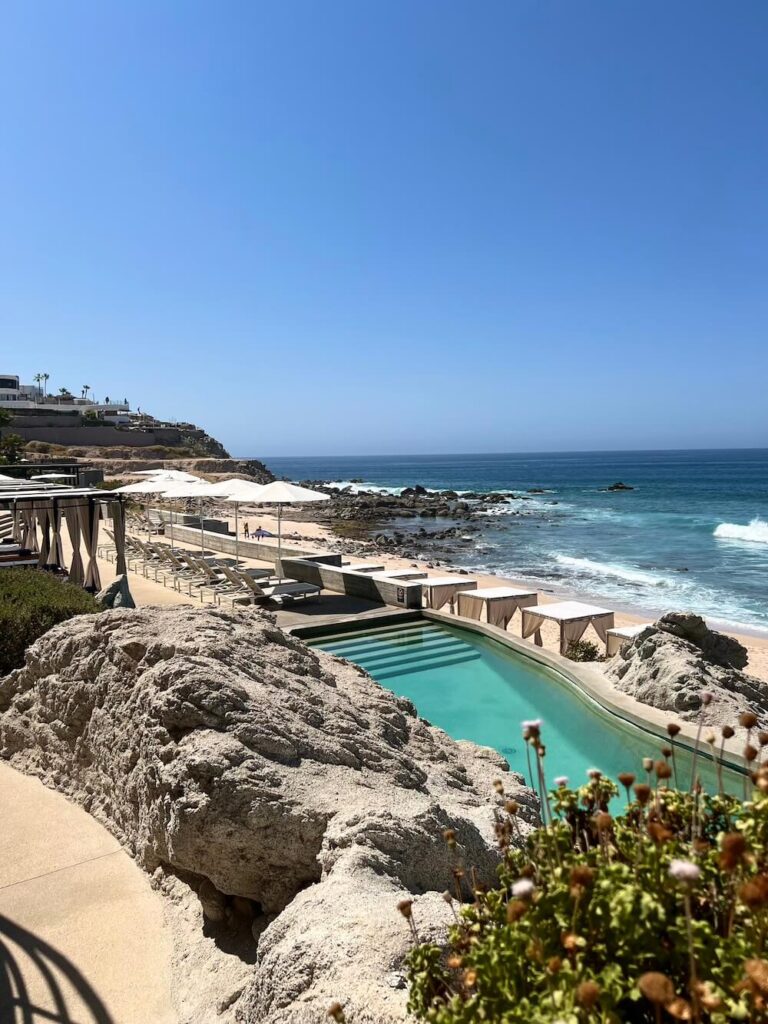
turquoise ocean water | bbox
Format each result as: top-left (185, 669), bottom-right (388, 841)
top-left (259, 450), bottom-right (768, 635)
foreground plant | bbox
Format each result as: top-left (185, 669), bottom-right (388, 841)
top-left (405, 722), bottom-right (768, 1023)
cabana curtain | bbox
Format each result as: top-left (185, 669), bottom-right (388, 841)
top-left (425, 584), bottom-right (457, 610)
top-left (38, 506), bottom-right (51, 566)
top-left (64, 501), bottom-right (84, 586)
top-left (46, 501), bottom-right (63, 568)
top-left (78, 499), bottom-right (101, 591)
top-left (457, 590), bottom-right (538, 629)
top-left (110, 501), bottom-right (127, 575)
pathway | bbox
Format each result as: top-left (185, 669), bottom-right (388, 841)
top-left (0, 763), bottom-right (176, 1024)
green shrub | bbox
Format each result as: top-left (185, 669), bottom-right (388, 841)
top-left (0, 569), bottom-right (98, 676)
top-left (406, 722), bottom-right (768, 1023)
top-left (565, 639), bottom-right (603, 662)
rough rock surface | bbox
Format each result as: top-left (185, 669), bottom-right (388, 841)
top-left (606, 613), bottom-right (768, 732)
top-left (0, 606), bottom-right (535, 1023)
top-left (96, 573), bottom-right (136, 608)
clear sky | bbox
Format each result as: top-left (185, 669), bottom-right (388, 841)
top-left (1, 1), bottom-right (767, 457)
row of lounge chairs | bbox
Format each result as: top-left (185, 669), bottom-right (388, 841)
top-left (100, 532), bottom-right (320, 606)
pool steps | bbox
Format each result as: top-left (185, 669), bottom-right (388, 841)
top-left (312, 621), bottom-right (480, 679)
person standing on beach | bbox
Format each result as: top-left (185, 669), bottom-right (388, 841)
top-left (244, 522), bottom-right (250, 538)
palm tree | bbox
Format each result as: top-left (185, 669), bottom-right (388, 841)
top-left (42, 372), bottom-right (49, 397)
top-left (33, 373), bottom-right (43, 401)
top-left (81, 384), bottom-right (91, 400)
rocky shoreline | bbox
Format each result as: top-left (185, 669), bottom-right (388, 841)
top-left (283, 482), bottom-right (551, 567)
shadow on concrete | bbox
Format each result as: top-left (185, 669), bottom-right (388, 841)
top-left (273, 593), bottom-right (391, 628)
top-left (0, 914), bottom-right (113, 1024)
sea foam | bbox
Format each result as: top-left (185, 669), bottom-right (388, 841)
top-left (554, 554), bottom-right (674, 587)
top-left (713, 518), bottom-right (768, 545)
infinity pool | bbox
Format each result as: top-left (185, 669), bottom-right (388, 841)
top-left (310, 619), bottom-right (741, 794)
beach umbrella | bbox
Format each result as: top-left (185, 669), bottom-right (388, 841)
top-left (30, 472), bottom-right (74, 481)
top-left (131, 469), bottom-right (202, 482)
top-left (204, 478), bottom-right (270, 566)
top-left (116, 477), bottom-right (181, 547)
top-left (243, 480), bottom-right (329, 578)
top-left (160, 480), bottom-right (220, 554)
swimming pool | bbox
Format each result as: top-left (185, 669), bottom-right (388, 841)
top-left (309, 618), bottom-right (741, 794)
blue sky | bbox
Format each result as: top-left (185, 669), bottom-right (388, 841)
top-left (1, 1), bottom-right (767, 457)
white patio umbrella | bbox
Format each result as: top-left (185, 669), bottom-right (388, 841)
top-left (244, 480), bottom-right (329, 578)
top-left (116, 477), bottom-right (183, 546)
top-left (204, 478), bottom-right (269, 566)
top-left (30, 472), bottom-right (74, 481)
top-left (160, 480), bottom-right (220, 554)
top-left (132, 469), bottom-right (202, 482)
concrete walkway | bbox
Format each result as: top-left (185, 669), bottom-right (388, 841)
top-left (0, 763), bottom-right (176, 1024)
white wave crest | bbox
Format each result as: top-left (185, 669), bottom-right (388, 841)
top-left (326, 479), bottom-right (482, 497)
top-left (714, 518), bottom-right (768, 545)
top-left (554, 554), bottom-right (675, 587)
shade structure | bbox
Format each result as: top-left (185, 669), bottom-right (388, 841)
top-left (132, 469), bottom-right (202, 483)
top-left (186, 479), bottom-right (272, 566)
top-left (160, 480), bottom-right (221, 553)
top-left (202, 479), bottom-right (266, 565)
top-left (115, 479), bottom-right (176, 495)
top-left (0, 473), bottom-right (15, 482)
top-left (242, 480), bottom-right (330, 576)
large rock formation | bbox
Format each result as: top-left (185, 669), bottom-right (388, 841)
top-left (606, 613), bottom-right (768, 732)
top-left (0, 606), bottom-right (535, 1023)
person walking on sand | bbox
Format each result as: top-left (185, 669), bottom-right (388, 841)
top-left (243, 522), bottom-right (250, 538)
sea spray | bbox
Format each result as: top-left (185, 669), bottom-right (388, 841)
top-left (714, 518), bottom-right (768, 545)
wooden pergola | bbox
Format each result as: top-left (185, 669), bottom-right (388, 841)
top-left (0, 486), bottom-right (127, 591)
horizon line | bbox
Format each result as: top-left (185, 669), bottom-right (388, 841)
top-left (241, 445), bottom-right (768, 460)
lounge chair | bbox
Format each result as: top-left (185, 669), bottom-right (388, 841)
top-left (218, 566), bottom-right (321, 606)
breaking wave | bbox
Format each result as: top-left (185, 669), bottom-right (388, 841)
top-left (554, 554), bottom-right (676, 588)
top-left (714, 518), bottom-right (768, 545)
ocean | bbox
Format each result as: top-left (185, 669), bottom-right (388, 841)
top-left (257, 450), bottom-right (768, 635)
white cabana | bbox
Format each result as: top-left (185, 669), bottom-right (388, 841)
top-left (605, 622), bottom-right (653, 657)
top-left (521, 600), bottom-right (615, 656)
top-left (0, 486), bottom-right (127, 588)
top-left (457, 586), bottom-right (538, 630)
top-left (422, 576), bottom-right (477, 611)
top-left (243, 481), bottom-right (330, 577)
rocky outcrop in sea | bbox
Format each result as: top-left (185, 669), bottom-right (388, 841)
top-left (0, 606), bottom-right (536, 1023)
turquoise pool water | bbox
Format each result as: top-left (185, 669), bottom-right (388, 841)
top-left (310, 619), bottom-right (740, 795)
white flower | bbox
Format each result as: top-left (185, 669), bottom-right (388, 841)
top-left (669, 859), bottom-right (701, 883)
top-left (522, 719), bottom-right (542, 730)
top-left (511, 879), bottom-right (535, 899)
top-left (587, 768), bottom-right (602, 779)
top-left (554, 776), bottom-right (569, 787)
